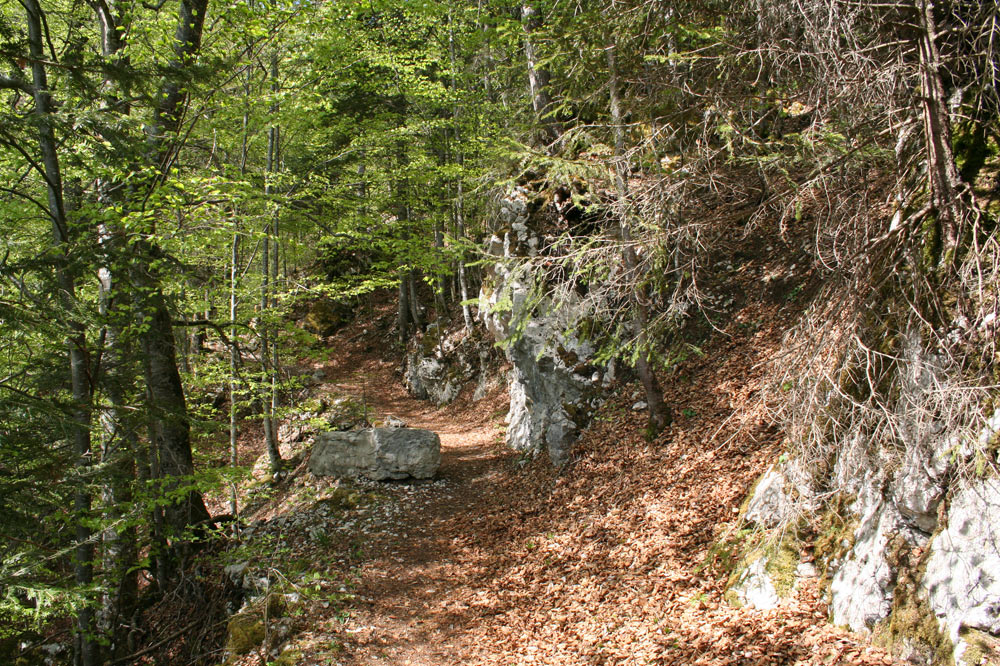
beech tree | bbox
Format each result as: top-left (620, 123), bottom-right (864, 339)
top-left (1, 0), bottom-right (222, 659)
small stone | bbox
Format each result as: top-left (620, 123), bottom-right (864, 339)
top-left (382, 415), bottom-right (407, 428)
top-left (632, 401), bottom-right (647, 411)
top-left (796, 562), bottom-right (817, 578)
top-left (224, 561), bottom-right (249, 584)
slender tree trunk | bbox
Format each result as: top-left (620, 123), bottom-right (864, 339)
top-left (408, 269), bottom-right (423, 331)
top-left (97, 358), bottom-right (139, 661)
top-left (915, 0), bottom-right (967, 266)
top-left (449, 18), bottom-right (474, 331)
top-left (229, 229), bottom-right (240, 517)
top-left (230, 39), bottom-right (255, 519)
top-left (261, 58), bottom-right (282, 476)
top-left (23, 3), bottom-right (97, 663)
top-left (178, 306), bottom-right (191, 375)
top-left (90, 8), bottom-right (140, 652)
top-left (270, 116), bottom-right (281, 476)
top-left (433, 217), bottom-right (449, 317)
top-left (606, 42), bottom-right (671, 437)
top-left (96, 256), bottom-right (139, 662)
top-left (522, 4), bottom-right (558, 145)
top-left (398, 276), bottom-right (411, 344)
top-left (393, 150), bottom-right (415, 344)
top-left (455, 180), bottom-right (474, 331)
top-left (260, 207), bottom-right (276, 475)
top-left (143, 410), bottom-right (171, 588)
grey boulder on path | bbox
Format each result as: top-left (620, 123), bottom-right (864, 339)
top-left (308, 427), bottom-right (441, 481)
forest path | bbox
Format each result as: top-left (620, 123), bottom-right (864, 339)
top-left (309, 329), bottom-right (508, 666)
top-left (282, 317), bottom-right (902, 666)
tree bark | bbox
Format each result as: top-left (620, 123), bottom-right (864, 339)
top-left (915, 0), bottom-right (967, 266)
top-left (455, 179), bottom-right (474, 331)
top-left (90, 6), bottom-right (140, 652)
top-left (135, 276), bottom-right (212, 532)
top-left (408, 269), bottom-right (423, 331)
top-left (448, 19), bottom-right (474, 331)
top-left (96, 267), bottom-right (139, 662)
top-left (229, 228), bottom-right (240, 518)
top-left (261, 55), bottom-right (283, 476)
top-left (433, 216), bottom-right (449, 317)
top-left (398, 276), bottom-right (411, 344)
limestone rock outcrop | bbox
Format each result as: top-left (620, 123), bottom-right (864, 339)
top-left (924, 478), bottom-right (1000, 664)
top-left (404, 323), bottom-right (492, 407)
top-left (478, 187), bottom-right (611, 466)
top-left (734, 410), bottom-right (1000, 664)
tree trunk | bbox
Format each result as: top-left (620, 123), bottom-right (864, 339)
top-left (408, 269), bottom-right (423, 331)
top-left (606, 42), bottom-right (671, 437)
top-left (915, 0), bottom-right (967, 267)
top-left (522, 4), bottom-right (558, 146)
top-left (261, 64), bottom-right (282, 476)
top-left (398, 276), bottom-right (411, 345)
top-left (229, 228), bottom-right (241, 518)
top-left (448, 20), bottom-right (475, 331)
top-left (90, 7), bottom-right (140, 652)
top-left (135, 275), bottom-right (212, 533)
top-left (269, 91), bottom-right (282, 474)
top-left (456, 179), bottom-right (474, 331)
top-left (433, 217), bottom-right (449, 317)
top-left (135, 0), bottom-right (213, 546)
top-left (23, 3), bottom-right (97, 663)
top-left (96, 257), bottom-right (139, 662)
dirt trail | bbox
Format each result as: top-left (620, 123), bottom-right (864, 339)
top-left (282, 320), bottom-right (902, 666)
top-left (314, 344), bottom-right (510, 666)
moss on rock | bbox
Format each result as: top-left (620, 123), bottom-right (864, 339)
top-left (226, 612), bottom-right (265, 656)
top-left (875, 587), bottom-right (952, 665)
top-left (765, 533), bottom-right (802, 598)
top-left (812, 494), bottom-right (859, 587)
top-left (271, 648), bottom-right (304, 666)
top-left (960, 628), bottom-right (1000, 665)
top-left (874, 537), bottom-right (953, 666)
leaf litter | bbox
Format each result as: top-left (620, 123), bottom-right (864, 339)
top-left (225, 300), bottom-right (901, 666)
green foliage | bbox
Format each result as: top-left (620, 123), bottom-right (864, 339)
top-left (0, 574), bottom-right (87, 640)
